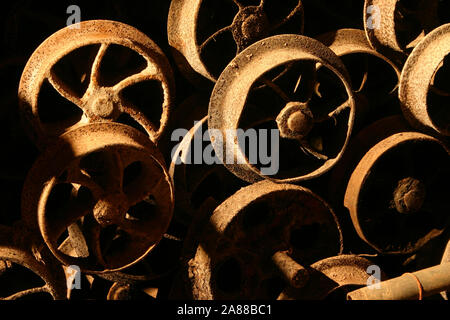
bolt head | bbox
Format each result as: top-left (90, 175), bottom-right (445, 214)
top-left (93, 193), bottom-right (128, 226)
top-left (393, 177), bottom-right (426, 214)
top-left (276, 102), bottom-right (314, 140)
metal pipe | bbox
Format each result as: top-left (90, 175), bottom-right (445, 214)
top-left (272, 250), bottom-right (309, 289)
top-left (347, 263), bottom-right (450, 300)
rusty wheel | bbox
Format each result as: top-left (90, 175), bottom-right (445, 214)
top-left (169, 116), bottom-right (247, 225)
top-left (363, 0), bottom-right (440, 62)
top-left (344, 132), bottom-right (450, 254)
top-left (168, 0), bottom-right (304, 83)
top-left (278, 255), bottom-right (384, 300)
top-left (21, 123), bottom-right (174, 273)
top-left (187, 180), bottom-right (343, 299)
top-left (19, 20), bottom-right (174, 148)
top-left (0, 225), bottom-right (66, 300)
top-left (209, 34), bottom-right (356, 183)
top-left (318, 29), bottom-right (401, 103)
top-left (399, 23), bottom-right (450, 137)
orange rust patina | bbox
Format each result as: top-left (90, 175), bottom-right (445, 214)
top-left (21, 123), bottom-right (174, 274)
top-left (18, 20), bottom-right (175, 149)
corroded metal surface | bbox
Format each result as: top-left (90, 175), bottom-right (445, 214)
top-left (21, 123), bottom-right (174, 273)
top-left (1, 0), bottom-right (450, 301)
top-left (278, 255), bottom-right (384, 300)
top-left (344, 132), bottom-right (450, 254)
top-left (0, 225), bottom-right (66, 300)
top-left (19, 20), bottom-right (175, 148)
top-left (399, 23), bottom-right (450, 136)
top-left (363, 0), bottom-right (439, 61)
top-left (209, 34), bottom-right (356, 183)
top-left (347, 262), bottom-right (450, 300)
top-left (187, 181), bottom-right (343, 299)
top-left (317, 28), bottom-right (401, 92)
top-left (168, 0), bottom-right (304, 83)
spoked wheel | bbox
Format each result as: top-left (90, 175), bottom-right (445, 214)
top-left (19, 20), bottom-right (174, 148)
top-left (209, 34), bottom-right (356, 183)
top-left (168, 0), bottom-right (304, 83)
top-left (21, 123), bottom-right (174, 273)
top-left (0, 225), bottom-right (66, 300)
top-left (188, 180), bottom-right (343, 299)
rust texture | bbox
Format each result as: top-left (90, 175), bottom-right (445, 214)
top-left (187, 180), bottom-right (343, 299)
top-left (209, 34), bottom-right (356, 183)
top-left (344, 132), bottom-right (450, 254)
top-left (18, 20), bottom-right (175, 149)
top-left (21, 123), bottom-right (174, 274)
top-left (0, 0), bottom-right (449, 301)
top-left (278, 254), bottom-right (385, 300)
top-left (347, 261), bottom-right (450, 300)
top-left (168, 0), bottom-right (304, 83)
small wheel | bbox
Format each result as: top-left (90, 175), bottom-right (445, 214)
top-left (0, 225), bottom-right (66, 300)
top-left (168, 0), bottom-right (304, 83)
top-left (344, 132), bottom-right (450, 254)
top-left (399, 23), bottom-right (450, 137)
top-left (21, 123), bottom-right (174, 273)
top-left (209, 34), bottom-right (356, 183)
top-left (19, 20), bottom-right (174, 148)
top-left (278, 255), bottom-right (384, 300)
top-left (363, 0), bottom-right (440, 62)
top-left (188, 180), bottom-right (343, 299)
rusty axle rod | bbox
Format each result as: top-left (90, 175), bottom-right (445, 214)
top-left (347, 263), bottom-right (450, 300)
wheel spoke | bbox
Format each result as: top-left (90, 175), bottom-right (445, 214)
top-left (229, 0), bottom-right (244, 9)
top-left (270, 1), bottom-right (304, 31)
top-left (293, 61), bottom-right (317, 102)
top-left (199, 25), bottom-right (233, 53)
top-left (47, 70), bottom-right (84, 108)
top-left (429, 85), bottom-right (450, 97)
top-left (65, 165), bottom-right (104, 198)
top-left (102, 151), bottom-right (124, 194)
top-left (87, 43), bottom-right (109, 90)
top-left (314, 99), bottom-right (350, 124)
top-left (260, 77), bottom-right (291, 102)
top-left (125, 172), bottom-right (165, 207)
top-left (113, 65), bottom-right (161, 93)
top-left (118, 100), bottom-right (159, 139)
top-left (45, 195), bottom-right (94, 243)
top-left (299, 142), bottom-right (328, 161)
top-left (355, 56), bottom-right (369, 93)
top-left (82, 215), bottom-right (107, 268)
top-left (119, 219), bottom-right (161, 243)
